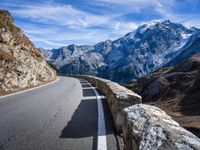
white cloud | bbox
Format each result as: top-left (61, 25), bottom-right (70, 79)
top-left (114, 22), bottom-right (121, 30)
top-left (30, 36), bottom-right (65, 47)
top-left (4, 1), bottom-right (141, 48)
top-left (112, 21), bottom-right (138, 36)
top-left (22, 23), bottom-right (115, 48)
top-left (95, 0), bottom-right (163, 12)
top-left (2, 0), bottom-right (198, 49)
top-left (154, 3), bottom-right (200, 28)
top-left (129, 22), bottom-right (138, 30)
top-left (10, 3), bottom-right (117, 29)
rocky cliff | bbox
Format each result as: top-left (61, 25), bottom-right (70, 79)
top-left (126, 53), bottom-right (200, 137)
top-left (0, 10), bottom-right (56, 95)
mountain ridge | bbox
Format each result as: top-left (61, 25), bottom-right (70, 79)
top-left (40, 20), bottom-right (200, 83)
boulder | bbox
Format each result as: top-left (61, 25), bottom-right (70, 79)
top-left (123, 104), bottom-right (200, 150)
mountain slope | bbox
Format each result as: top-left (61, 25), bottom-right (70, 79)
top-left (126, 53), bottom-right (200, 137)
top-left (0, 10), bottom-right (56, 95)
top-left (165, 30), bottom-right (200, 66)
top-left (41, 20), bottom-right (199, 83)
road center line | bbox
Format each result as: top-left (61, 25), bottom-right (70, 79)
top-left (85, 81), bottom-right (107, 150)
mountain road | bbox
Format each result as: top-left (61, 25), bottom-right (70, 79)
top-left (0, 76), bottom-right (119, 150)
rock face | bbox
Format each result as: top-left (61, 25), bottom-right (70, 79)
top-left (41, 20), bottom-right (200, 83)
top-left (165, 30), bottom-right (200, 66)
top-left (127, 53), bottom-right (200, 138)
top-left (123, 104), bottom-right (200, 150)
top-left (0, 10), bottom-right (56, 95)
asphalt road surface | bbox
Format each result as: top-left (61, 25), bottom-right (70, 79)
top-left (0, 76), bottom-right (119, 150)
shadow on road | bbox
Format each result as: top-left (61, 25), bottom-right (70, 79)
top-left (59, 98), bottom-right (98, 138)
top-left (82, 89), bottom-right (95, 97)
top-left (60, 80), bottom-right (98, 140)
top-left (60, 79), bottom-right (119, 149)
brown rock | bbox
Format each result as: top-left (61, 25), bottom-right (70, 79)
top-left (0, 10), bottom-right (56, 95)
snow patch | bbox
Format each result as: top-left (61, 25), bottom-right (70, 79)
top-left (181, 32), bottom-right (192, 39)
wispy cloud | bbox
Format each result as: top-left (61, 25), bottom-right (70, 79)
top-left (0, 0), bottom-right (199, 48)
top-left (154, 1), bottom-right (200, 28)
top-left (112, 21), bottom-right (138, 36)
top-left (93, 0), bottom-right (163, 13)
top-left (1, 1), bottom-right (140, 48)
top-left (10, 4), bottom-right (114, 28)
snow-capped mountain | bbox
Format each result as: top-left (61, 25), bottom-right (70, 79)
top-left (40, 20), bottom-right (200, 83)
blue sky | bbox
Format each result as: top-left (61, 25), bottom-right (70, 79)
top-left (0, 0), bottom-right (200, 49)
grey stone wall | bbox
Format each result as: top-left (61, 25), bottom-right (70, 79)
top-left (80, 75), bottom-right (200, 150)
top-left (82, 75), bottom-right (142, 133)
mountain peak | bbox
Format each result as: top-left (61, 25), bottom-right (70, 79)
top-left (41, 20), bottom-right (200, 83)
top-left (139, 20), bottom-right (176, 30)
top-left (146, 20), bottom-right (183, 27)
top-left (67, 44), bottom-right (76, 51)
top-left (105, 39), bottom-right (112, 43)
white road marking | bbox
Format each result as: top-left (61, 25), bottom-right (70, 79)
top-left (82, 96), bottom-right (106, 100)
top-left (82, 87), bottom-right (98, 90)
top-left (0, 77), bottom-right (59, 99)
top-left (84, 81), bottom-right (107, 150)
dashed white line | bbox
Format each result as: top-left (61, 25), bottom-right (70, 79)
top-left (82, 96), bottom-right (106, 100)
top-left (82, 87), bottom-right (98, 90)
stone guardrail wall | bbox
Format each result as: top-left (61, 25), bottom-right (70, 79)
top-left (78, 75), bottom-right (200, 150)
top-left (81, 75), bottom-right (142, 133)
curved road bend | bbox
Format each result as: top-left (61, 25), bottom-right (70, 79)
top-left (0, 76), bottom-right (119, 150)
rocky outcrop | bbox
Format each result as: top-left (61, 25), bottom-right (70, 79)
top-left (0, 10), bottom-right (56, 95)
top-left (123, 104), bottom-right (200, 150)
top-left (80, 75), bottom-right (200, 150)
